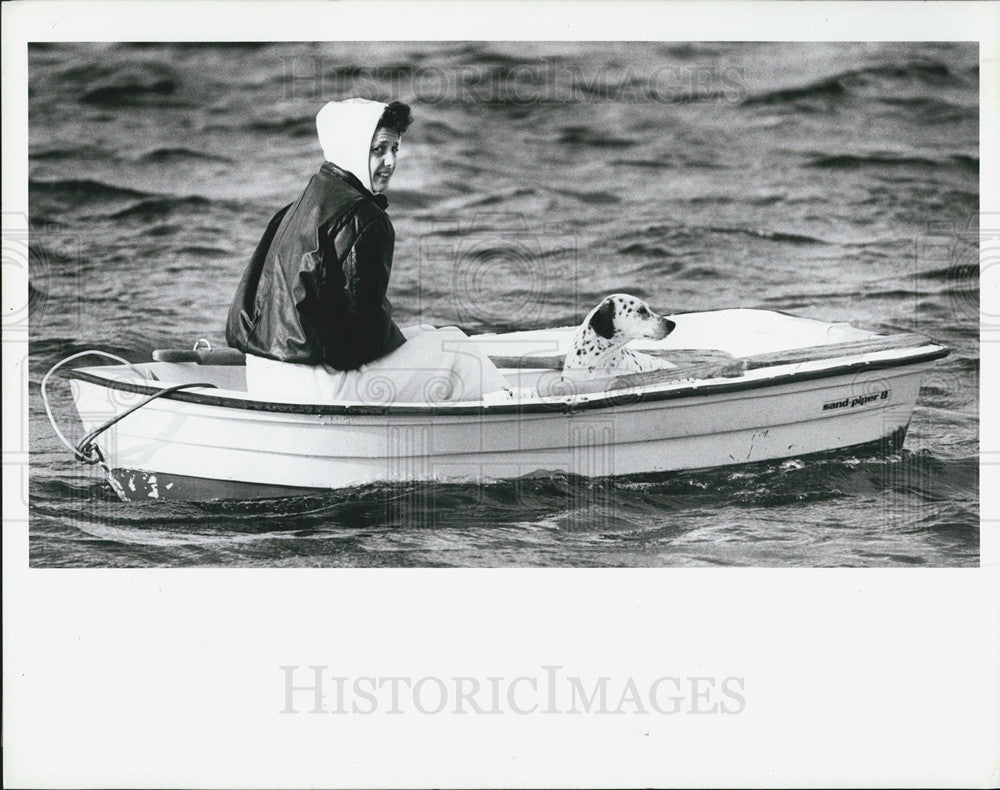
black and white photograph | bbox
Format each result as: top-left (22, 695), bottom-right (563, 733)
top-left (26, 38), bottom-right (980, 567)
top-left (4, 1), bottom-right (999, 788)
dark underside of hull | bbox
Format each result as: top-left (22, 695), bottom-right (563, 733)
top-left (103, 426), bottom-right (910, 503)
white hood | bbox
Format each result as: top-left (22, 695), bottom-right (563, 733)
top-left (316, 98), bottom-right (387, 193)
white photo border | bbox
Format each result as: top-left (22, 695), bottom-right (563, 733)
top-left (3, 2), bottom-right (998, 788)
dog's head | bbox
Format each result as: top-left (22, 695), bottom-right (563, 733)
top-left (587, 294), bottom-right (675, 342)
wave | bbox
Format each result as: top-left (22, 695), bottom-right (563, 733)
top-left (79, 62), bottom-right (182, 107)
top-left (937, 187), bottom-right (979, 209)
top-left (864, 59), bottom-right (957, 83)
top-left (618, 242), bottom-right (674, 258)
top-left (31, 145), bottom-right (114, 162)
top-left (28, 239), bottom-right (79, 267)
top-left (884, 451), bottom-right (979, 503)
top-left (385, 189), bottom-right (433, 210)
top-left (317, 62), bottom-right (420, 87)
top-left (611, 157), bottom-right (729, 172)
top-left (743, 74), bottom-right (846, 106)
top-left (454, 45), bottom-right (543, 69)
top-left (28, 282), bottom-right (49, 313)
top-left (622, 450), bottom-right (979, 508)
top-left (950, 154), bottom-right (979, 170)
top-left (705, 226), bottom-right (827, 245)
top-left (244, 115), bottom-right (316, 138)
top-left (31, 451), bottom-right (979, 533)
top-left (917, 504), bottom-right (980, 543)
top-left (621, 219), bottom-right (821, 249)
top-left (174, 245), bottom-right (234, 259)
top-left (742, 58), bottom-right (965, 108)
top-left (919, 262), bottom-right (979, 282)
top-left (878, 95), bottom-right (976, 122)
top-left (549, 186), bottom-right (621, 205)
top-left (421, 119), bottom-right (464, 144)
top-left (858, 288), bottom-right (920, 301)
top-left (105, 195), bottom-right (214, 221)
top-left (138, 147), bottom-right (234, 164)
top-left (656, 43), bottom-right (721, 60)
top-left (29, 177), bottom-right (153, 203)
top-left (612, 159), bottom-right (674, 170)
top-left (28, 336), bottom-right (149, 367)
top-left (439, 187), bottom-right (538, 211)
top-left (29, 477), bottom-right (119, 506)
top-left (684, 192), bottom-right (787, 207)
top-left (557, 126), bottom-right (636, 149)
top-left (83, 78), bottom-right (177, 106)
top-left (147, 222), bottom-right (185, 237)
top-left (805, 153), bottom-right (969, 170)
top-left (950, 350), bottom-right (979, 369)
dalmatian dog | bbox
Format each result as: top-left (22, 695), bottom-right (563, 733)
top-left (561, 294), bottom-right (676, 380)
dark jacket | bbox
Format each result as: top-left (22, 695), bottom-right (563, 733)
top-left (226, 162), bottom-right (406, 370)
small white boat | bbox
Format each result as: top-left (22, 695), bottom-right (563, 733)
top-left (49, 309), bottom-right (948, 501)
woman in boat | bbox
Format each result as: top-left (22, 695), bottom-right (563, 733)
top-left (226, 97), bottom-right (510, 403)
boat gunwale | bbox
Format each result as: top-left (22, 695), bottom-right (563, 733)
top-left (63, 344), bottom-right (950, 417)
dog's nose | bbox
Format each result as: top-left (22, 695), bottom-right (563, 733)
top-left (662, 318), bottom-right (676, 335)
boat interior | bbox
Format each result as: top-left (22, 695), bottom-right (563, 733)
top-left (67, 310), bottom-right (940, 405)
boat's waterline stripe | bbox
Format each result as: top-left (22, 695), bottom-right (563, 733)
top-left (64, 346), bottom-right (949, 417)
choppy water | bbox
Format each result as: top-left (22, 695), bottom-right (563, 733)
top-left (26, 42), bottom-right (979, 567)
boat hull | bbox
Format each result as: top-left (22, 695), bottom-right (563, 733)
top-left (103, 428), bottom-right (910, 502)
top-left (69, 363), bottom-right (928, 501)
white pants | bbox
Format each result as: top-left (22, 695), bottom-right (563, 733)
top-left (245, 326), bottom-right (510, 404)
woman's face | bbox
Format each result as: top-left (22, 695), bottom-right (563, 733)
top-left (369, 127), bottom-right (401, 194)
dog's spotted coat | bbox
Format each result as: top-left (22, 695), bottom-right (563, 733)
top-left (560, 294), bottom-right (676, 379)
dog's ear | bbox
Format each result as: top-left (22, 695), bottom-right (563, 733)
top-left (589, 299), bottom-right (616, 339)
